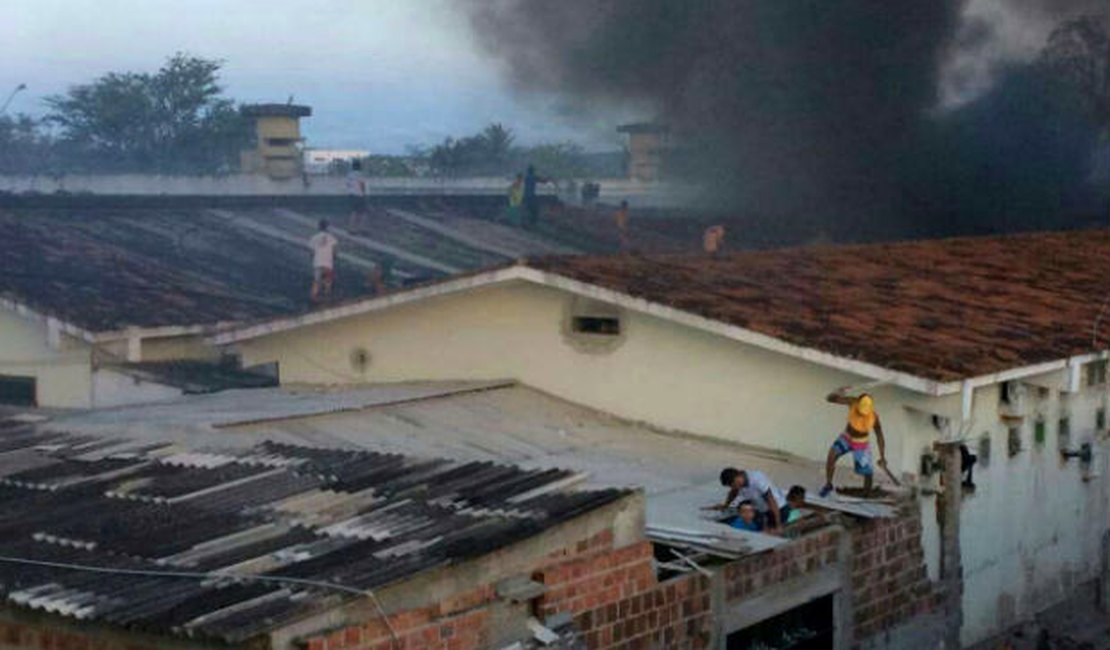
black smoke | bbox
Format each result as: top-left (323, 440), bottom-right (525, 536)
top-left (463, 1), bottom-right (1107, 240)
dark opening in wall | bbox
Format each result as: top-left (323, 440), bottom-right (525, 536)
top-left (1007, 427), bottom-right (1022, 457)
top-left (1097, 407), bottom-right (1106, 431)
top-left (572, 316), bottom-right (621, 336)
top-left (1087, 361), bottom-right (1108, 387)
top-left (1034, 418), bottom-right (1046, 446)
top-left (0, 374), bottom-right (36, 407)
top-left (726, 594), bottom-right (834, 649)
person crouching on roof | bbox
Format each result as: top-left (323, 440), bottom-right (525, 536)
top-left (710, 467), bottom-right (786, 535)
top-left (819, 387), bottom-right (887, 497)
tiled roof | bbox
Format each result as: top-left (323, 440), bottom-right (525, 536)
top-left (0, 430), bottom-right (625, 643)
top-left (525, 229), bottom-right (1110, 382)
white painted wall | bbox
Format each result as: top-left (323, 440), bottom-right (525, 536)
top-left (0, 174), bottom-right (556, 196)
top-left (235, 281), bottom-right (906, 463)
top-left (955, 379), bottom-right (1110, 645)
top-left (91, 369), bottom-right (183, 408)
top-left (0, 309), bottom-right (93, 408)
top-left (231, 280), bottom-right (1110, 645)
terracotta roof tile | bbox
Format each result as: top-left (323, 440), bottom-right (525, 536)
top-left (525, 229), bottom-right (1110, 382)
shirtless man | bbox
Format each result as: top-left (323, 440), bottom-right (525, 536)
top-left (819, 387), bottom-right (887, 497)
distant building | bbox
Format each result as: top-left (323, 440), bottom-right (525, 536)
top-left (240, 103), bottom-right (312, 180)
top-left (617, 122), bottom-right (670, 182)
top-left (303, 148), bottom-right (370, 175)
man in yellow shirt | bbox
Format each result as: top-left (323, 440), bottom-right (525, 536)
top-left (819, 387), bottom-right (887, 497)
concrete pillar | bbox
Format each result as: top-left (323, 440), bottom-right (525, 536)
top-left (936, 441), bottom-right (964, 649)
top-left (126, 335), bottom-right (141, 363)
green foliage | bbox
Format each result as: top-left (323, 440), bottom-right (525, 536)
top-left (44, 53), bottom-right (248, 173)
top-left (0, 114), bottom-right (55, 174)
top-left (424, 121), bottom-right (593, 179)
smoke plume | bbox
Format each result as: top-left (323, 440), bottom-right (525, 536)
top-left (463, 0), bottom-right (1107, 239)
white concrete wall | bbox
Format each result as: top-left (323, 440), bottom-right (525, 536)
top-left (0, 174), bottom-right (557, 196)
top-left (0, 309), bottom-right (92, 408)
top-left (232, 280), bottom-right (1110, 645)
top-left (235, 281), bottom-right (924, 469)
top-left (91, 369), bottom-right (183, 408)
top-left (955, 380), bottom-right (1110, 645)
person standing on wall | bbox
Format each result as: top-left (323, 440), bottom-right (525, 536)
top-left (819, 387), bottom-right (888, 497)
top-left (507, 173), bottom-right (524, 226)
top-left (309, 219), bottom-right (339, 302)
top-left (523, 164), bottom-right (549, 229)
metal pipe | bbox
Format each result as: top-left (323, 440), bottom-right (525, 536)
top-left (0, 83), bottom-right (26, 115)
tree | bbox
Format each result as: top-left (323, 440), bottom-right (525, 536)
top-left (481, 122), bottom-right (514, 166)
top-left (0, 114), bottom-right (54, 174)
top-left (46, 53), bottom-right (247, 173)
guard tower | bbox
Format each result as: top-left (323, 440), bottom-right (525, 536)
top-left (240, 103), bottom-right (312, 180)
top-left (617, 122), bottom-right (670, 182)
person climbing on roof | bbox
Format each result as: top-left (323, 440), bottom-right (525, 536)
top-left (507, 173), bottom-right (524, 226)
top-left (615, 200), bottom-right (631, 252)
top-left (819, 387), bottom-right (888, 497)
top-left (309, 219), bottom-right (338, 302)
top-left (709, 467), bottom-right (786, 534)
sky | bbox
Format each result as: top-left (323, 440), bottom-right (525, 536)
top-left (0, 0), bottom-right (628, 153)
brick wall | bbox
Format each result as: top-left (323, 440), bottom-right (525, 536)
top-left (534, 536), bottom-right (712, 649)
top-left (304, 528), bottom-right (713, 650)
top-left (301, 507), bottom-right (942, 650)
top-left (721, 527), bottom-right (842, 602)
top-left (848, 505), bottom-right (944, 643)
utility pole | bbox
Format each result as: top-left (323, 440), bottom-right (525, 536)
top-left (0, 83), bottom-right (27, 115)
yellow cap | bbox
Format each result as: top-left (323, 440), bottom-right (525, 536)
top-left (856, 394), bottom-right (874, 416)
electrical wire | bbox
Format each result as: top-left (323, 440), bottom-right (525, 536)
top-left (0, 554), bottom-right (400, 648)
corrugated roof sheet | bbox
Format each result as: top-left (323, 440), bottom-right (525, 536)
top-left (525, 229), bottom-right (1110, 382)
top-left (0, 430), bottom-right (626, 643)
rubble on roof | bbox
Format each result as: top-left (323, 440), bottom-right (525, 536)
top-left (0, 430), bottom-right (626, 643)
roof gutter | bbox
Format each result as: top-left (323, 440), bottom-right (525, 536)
top-left (2, 297), bottom-right (237, 346)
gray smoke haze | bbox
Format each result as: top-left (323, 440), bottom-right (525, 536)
top-left (463, 0), bottom-right (1107, 236)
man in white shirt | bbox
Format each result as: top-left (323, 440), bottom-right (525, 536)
top-left (309, 219), bottom-right (338, 302)
top-left (711, 467), bottom-right (787, 534)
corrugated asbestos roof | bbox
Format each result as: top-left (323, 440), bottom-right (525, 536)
top-left (0, 429), bottom-right (626, 643)
top-left (0, 197), bottom-right (706, 333)
top-left (525, 229), bottom-right (1110, 382)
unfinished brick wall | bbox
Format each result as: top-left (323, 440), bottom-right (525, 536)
top-left (301, 506), bottom-right (942, 650)
top-left (849, 504), bottom-right (943, 642)
top-left (304, 528), bottom-right (713, 650)
top-left (534, 533), bottom-right (712, 649)
top-left (721, 527), bottom-right (842, 602)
